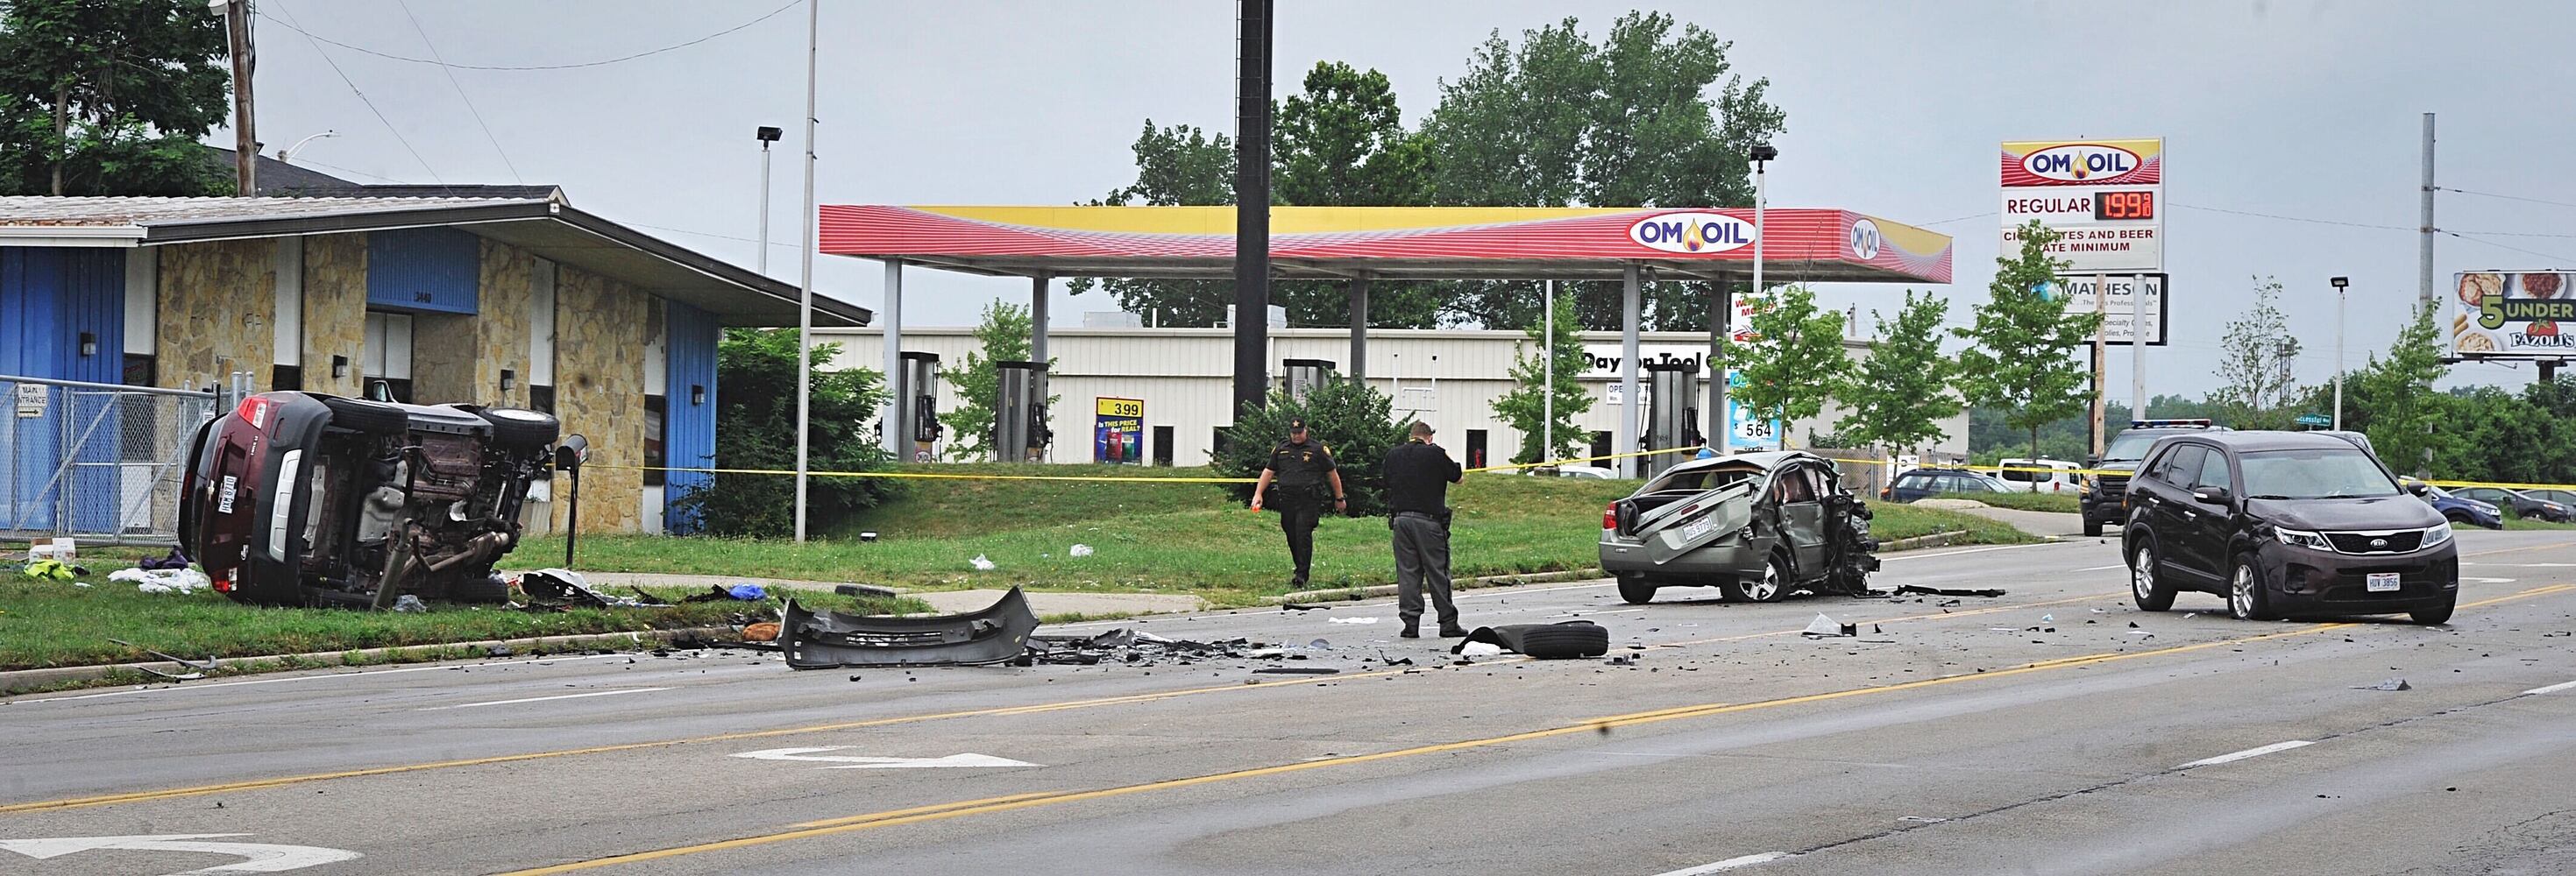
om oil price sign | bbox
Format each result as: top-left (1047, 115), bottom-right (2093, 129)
top-left (2000, 138), bottom-right (2164, 273)
top-left (2448, 272), bottom-right (2575, 360)
top-left (1094, 397), bottom-right (1144, 464)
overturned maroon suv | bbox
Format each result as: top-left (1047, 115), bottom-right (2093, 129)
top-left (179, 392), bottom-right (564, 607)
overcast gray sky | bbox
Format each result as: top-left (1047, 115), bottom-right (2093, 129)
top-left (229, 0), bottom-right (2576, 400)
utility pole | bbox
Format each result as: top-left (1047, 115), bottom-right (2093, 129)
top-left (220, 0), bottom-right (257, 195)
top-left (2419, 112), bottom-right (2436, 307)
top-left (1231, 0), bottom-right (1274, 420)
top-left (791, 0), bottom-right (819, 542)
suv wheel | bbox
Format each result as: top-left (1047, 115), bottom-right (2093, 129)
top-left (2227, 554), bottom-right (2277, 621)
top-left (2129, 542), bottom-right (2176, 611)
top-left (2409, 598), bottom-right (2455, 625)
top-left (479, 407), bottom-right (562, 450)
top-left (1727, 554), bottom-right (1789, 603)
top-left (1615, 574), bottom-right (1657, 605)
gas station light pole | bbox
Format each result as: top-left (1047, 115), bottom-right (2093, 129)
top-left (1718, 142), bottom-right (1778, 455)
top-left (2331, 276), bottom-right (2349, 431)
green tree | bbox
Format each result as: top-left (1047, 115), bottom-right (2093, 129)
top-left (1954, 221), bottom-right (2099, 463)
top-left (675, 328), bottom-right (894, 538)
top-left (2209, 276), bottom-right (2303, 430)
top-left (1730, 284), bottom-right (1851, 446)
top-left (1834, 291), bottom-right (1961, 456)
top-left (2346, 301), bottom-right (2452, 478)
top-left (1271, 60), bottom-right (1440, 328)
top-left (1489, 290), bottom-right (1594, 463)
top-left (1421, 12), bottom-right (1786, 331)
top-left (1211, 381), bottom-right (1412, 517)
top-left (1066, 120), bottom-right (1237, 326)
top-left (0, 0), bottom-right (231, 195)
top-left (936, 301), bottom-right (1057, 461)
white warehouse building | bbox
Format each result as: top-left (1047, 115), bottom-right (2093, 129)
top-left (820, 322), bottom-right (1970, 470)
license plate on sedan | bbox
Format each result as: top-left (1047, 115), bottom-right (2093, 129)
top-left (1682, 516), bottom-right (1714, 540)
top-left (2367, 572), bottom-right (2402, 593)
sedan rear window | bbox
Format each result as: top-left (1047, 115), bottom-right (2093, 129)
top-left (2239, 449), bottom-right (2400, 500)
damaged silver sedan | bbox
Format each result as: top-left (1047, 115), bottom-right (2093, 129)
top-left (1599, 451), bottom-right (1880, 604)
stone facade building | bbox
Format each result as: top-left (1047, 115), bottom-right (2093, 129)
top-left (1, 195), bottom-right (868, 534)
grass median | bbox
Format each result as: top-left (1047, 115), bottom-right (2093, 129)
top-left (0, 576), bottom-right (921, 674)
top-left (527, 468), bottom-right (2033, 608)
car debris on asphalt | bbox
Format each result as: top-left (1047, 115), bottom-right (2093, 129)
top-left (1803, 614), bottom-right (1857, 637)
top-left (1450, 621), bottom-right (1610, 659)
top-left (2356, 677), bottom-right (2411, 691)
top-left (1891, 585), bottom-right (2008, 598)
top-left (780, 586), bottom-right (1038, 668)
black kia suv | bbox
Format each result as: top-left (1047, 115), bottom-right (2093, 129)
top-left (2080, 419), bottom-right (2225, 538)
top-left (2121, 431), bottom-right (2458, 625)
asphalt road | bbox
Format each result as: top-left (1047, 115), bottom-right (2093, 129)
top-left (6, 530), bottom-right (2576, 876)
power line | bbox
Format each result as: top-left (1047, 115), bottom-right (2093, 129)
top-left (2445, 231), bottom-right (2576, 265)
top-left (254, 1), bottom-right (801, 71)
top-left (1916, 211), bottom-right (1996, 228)
top-left (2438, 187), bottom-right (2576, 211)
top-left (393, 0), bottom-right (522, 183)
top-left (2168, 201), bottom-right (2412, 232)
top-left (266, 2), bottom-right (442, 183)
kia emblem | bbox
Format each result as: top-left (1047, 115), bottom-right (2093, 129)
top-left (2370, 538), bottom-right (2388, 548)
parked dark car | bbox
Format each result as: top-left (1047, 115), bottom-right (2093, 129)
top-left (2404, 479), bottom-right (2503, 530)
top-left (2449, 486), bottom-right (2572, 523)
top-left (2080, 420), bottom-right (2227, 538)
top-left (1600, 451), bottom-right (1879, 604)
top-left (180, 391), bottom-right (564, 607)
top-left (2122, 431), bottom-right (2457, 625)
top-left (1882, 467), bottom-right (2005, 503)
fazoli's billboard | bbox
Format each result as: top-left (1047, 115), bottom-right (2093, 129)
top-left (2449, 272), bottom-right (2576, 360)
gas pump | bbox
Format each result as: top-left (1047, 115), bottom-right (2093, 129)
top-left (995, 360), bottom-right (1049, 462)
top-left (895, 351), bottom-right (942, 463)
top-left (1643, 359), bottom-right (1701, 475)
top-left (1281, 358), bottom-right (1335, 403)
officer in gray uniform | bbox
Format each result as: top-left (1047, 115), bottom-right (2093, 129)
top-left (1249, 418), bottom-right (1344, 588)
top-left (1383, 420), bottom-right (1465, 638)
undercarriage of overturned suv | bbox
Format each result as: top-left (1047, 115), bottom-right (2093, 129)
top-left (181, 392), bottom-right (569, 608)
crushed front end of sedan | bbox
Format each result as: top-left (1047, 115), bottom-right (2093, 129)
top-left (1600, 451), bottom-right (1880, 604)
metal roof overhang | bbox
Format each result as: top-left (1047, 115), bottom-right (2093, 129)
top-left (136, 201), bottom-right (869, 328)
top-left (818, 205), bottom-right (1954, 286)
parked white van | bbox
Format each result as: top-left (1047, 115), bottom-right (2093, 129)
top-left (1996, 457), bottom-right (2082, 493)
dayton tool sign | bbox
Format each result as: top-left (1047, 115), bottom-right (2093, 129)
top-left (2000, 138), bottom-right (2165, 274)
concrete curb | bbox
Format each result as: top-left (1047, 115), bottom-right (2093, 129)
top-left (1877, 530), bottom-right (1973, 552)
top-left (0, 625), bottom-right (734, 696)
top-left (1265, 568), bottom-right (1607, 605)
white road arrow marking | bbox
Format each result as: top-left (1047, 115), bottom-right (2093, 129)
top-left (730, 746), bottom-right (1040, 769)
top-left (0, 833), bottom-right (360, 874)
top-left (2462, 576), bottom-right (2519, 584)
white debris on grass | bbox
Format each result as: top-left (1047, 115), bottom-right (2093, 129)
top-left (1068, 544), bottom-right (1095, 557)
top-left (970, 554), bottom-right (996, 571)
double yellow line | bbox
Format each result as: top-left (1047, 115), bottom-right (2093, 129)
top-left (499, 583), bottom-right (2575, 874)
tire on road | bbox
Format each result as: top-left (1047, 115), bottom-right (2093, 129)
top-left (1615, 574), bottom-right (1657, 605)
top-left (2129, 541), bottom-right (2176, 612)
top-left (2410, 598), bottom-right (2456, 625)
top-left (1726, 553), bottom-right (1791, 603)
top-left (2227, 553), bottom-right (2277, 621)
top-left (1517, 623), bottom-right (1610, 659)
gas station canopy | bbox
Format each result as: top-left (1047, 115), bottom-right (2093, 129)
top-left (819, 205), bottom-right (1952, 284)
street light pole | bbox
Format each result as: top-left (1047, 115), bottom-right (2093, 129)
top-left (2331, 276), bottom-right (2349, 430)
top-left (1543, 279), bottom-right (1554, 464)
top-left (1722, 143), bottom-right (1777, 453)
top-left (756, 125), bottom-right (782, 276)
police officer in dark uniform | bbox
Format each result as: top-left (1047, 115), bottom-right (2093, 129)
top-left (1383, 420), bottom-right (1465, 638)
top-left (1249, 418), bottom-right (1345, 587)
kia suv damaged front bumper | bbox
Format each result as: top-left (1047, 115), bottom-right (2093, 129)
top-left (2253, 533), bottom-right (2459, 617)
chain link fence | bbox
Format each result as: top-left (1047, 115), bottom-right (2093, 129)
top-left (2, 375), bottom-right (222, 547)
